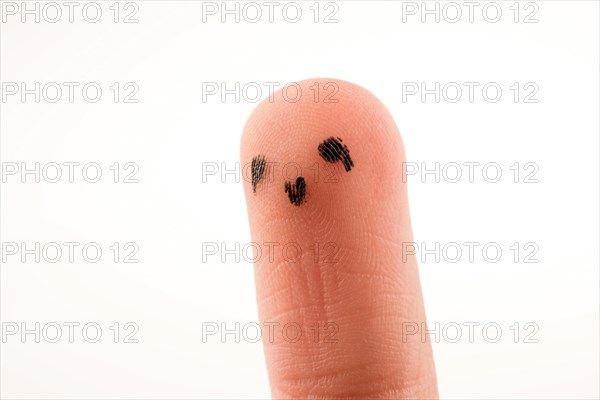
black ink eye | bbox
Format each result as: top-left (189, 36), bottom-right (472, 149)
top-left (251, 155), bottom-right (266, 193)
top-left (284, 177), bottom-right (306, 206)
top-left (318, 136), bottom-right (354, 172)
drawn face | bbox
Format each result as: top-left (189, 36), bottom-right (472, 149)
top-left (250, 137), bottom-right (353, 206)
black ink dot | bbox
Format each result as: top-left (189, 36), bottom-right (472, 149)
top-left (318, 136), bottom-right (354, 172)
top-left (251, 155), bottom-right (266, 193)
top-left (284, 177), bottom-right (306, 206)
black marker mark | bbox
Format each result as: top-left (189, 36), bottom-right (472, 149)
top-left (318, 136), bottom-right (354, 172)
top-left (284, 177), bottom-right (306, 206)
top-left (251, 155), bottom-right (266, 193)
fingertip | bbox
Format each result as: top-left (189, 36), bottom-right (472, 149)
top-left (240, 78), bottom-right (437, 399)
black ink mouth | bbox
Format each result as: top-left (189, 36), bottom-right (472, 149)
top-left (284, 177), bottom-right (306, 206)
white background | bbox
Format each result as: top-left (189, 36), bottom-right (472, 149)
top-left (1, 1), bottom-right (599, 399)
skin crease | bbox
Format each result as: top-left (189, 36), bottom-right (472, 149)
top-left (241, 78), bottom-right (438, 399)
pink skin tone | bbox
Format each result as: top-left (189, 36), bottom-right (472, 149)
top-left (241, 78), bottom-right (438, 399)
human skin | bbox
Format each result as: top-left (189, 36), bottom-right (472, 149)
top-left (241, 78), bottom-right (438, 399)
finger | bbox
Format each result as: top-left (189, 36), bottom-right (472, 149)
top-left (241, 78), bottom-right (438, 399)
